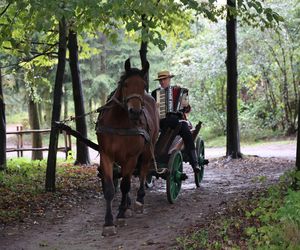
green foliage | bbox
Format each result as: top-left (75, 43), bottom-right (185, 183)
top-left (1, 0), bottom-right (297, 141)
top-left (176, 230), bottom-right (210, 249)
top-left (245, 175), bottom-right (300, 249)
top-left (6, 111), bottom-right (28, 124)
top-left (176, 171), bottom-right (300, 249)
top-left (0, 158), bottom-right (45, 194)
top-left (156, 0), bottom-right (298, 139)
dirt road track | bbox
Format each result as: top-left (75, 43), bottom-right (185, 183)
top-left (0, 155), bottom-right (295, 250)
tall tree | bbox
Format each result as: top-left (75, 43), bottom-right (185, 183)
top-left (0, 67), bottom-right (6, 170)
top-left (45, 18), bottom-right (67, 192)
top-left (68, 30), bottom-right (90, 165)
top-left (296, 97), bottom-right (300, 172)
top-left (226, 0), bottom-right (242, 158)
top-left (28, 96), bottom-right (43, 160)
top-left (139, 14), bottom-right (150, 91)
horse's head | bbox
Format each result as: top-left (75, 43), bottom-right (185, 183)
top-left (120, 58), bottom-right (149, 121)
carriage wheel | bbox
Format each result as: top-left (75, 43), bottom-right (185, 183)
top-left (194, 137), bottom-right (205, 187)
top-left (166, 150), bottom-right (183, 204)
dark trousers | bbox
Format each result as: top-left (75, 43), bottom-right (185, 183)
top-left (160, 115), bottom-right (195, 153)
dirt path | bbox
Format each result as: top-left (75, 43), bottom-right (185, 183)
top-left (206, 141), bottom-right (296, 160)
top-left (0, 155), bottom-right (295, 250)
top-left (6, 141), bottom-right (296, 162)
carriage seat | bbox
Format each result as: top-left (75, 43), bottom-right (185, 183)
top-left (154, 121), bottom-right (202, 164)
top-left (154, 123), bottom-right (182, 164)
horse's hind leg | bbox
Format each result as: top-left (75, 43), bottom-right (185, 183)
top-left (135, 160), bottom-right (148, 214)
top-left (135, 178), bottom-right (145, 214)
top-left (116, 174), bottom-right (132, 226)
top-left (100, 154), bottom-right (116, 236)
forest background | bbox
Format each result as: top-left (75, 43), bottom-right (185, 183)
top-left (1, 0), bottom-right (298, 151)
top-left (0, 0), bottom-right (299, 248)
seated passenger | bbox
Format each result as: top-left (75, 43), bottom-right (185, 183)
top-left (151, 70), bottom-right (201, 173)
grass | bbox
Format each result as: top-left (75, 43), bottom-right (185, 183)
top-left (204, 135), bottom-right (226, 148)
top-left (175, 171), bottom-right (300, 249)
top-left (6, 112), bottom-right (28, 126)
top-left (200, 127), bottom-right (295, 148)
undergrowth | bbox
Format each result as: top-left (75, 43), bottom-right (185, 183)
top-left (0, 157), bottom-right (99, 225)
top-left (176, 171), bottom-right (300, 249)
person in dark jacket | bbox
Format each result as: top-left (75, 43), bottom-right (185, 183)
top-left (151, 70), bottom-right (201, 173)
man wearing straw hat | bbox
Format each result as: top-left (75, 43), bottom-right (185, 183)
top-left (151, 70), bottom-right (201, 173)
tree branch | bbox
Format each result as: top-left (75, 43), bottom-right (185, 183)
top-left (0, 3), bottom-right (11, 18)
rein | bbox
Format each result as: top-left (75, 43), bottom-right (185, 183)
top-left (123, 94), bottom-right (145, 107)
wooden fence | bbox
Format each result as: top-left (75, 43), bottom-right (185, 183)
top-left (6, 125), bottom-right (72, 158)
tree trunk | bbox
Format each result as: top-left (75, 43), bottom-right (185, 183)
top-left (226, 0), bottom-right (242, 159)
top-left (293, 97), bottom-right (300, 190)
top-left (140, 14), bottom-right (149, 92)
top-left (45, 18), bottom-right (67, 192)
top-left (28, 98), bottom-right (43, 160)
top-left (63, 84), bottom-right (68, 120)
top-left (296, 97), bottom-right (300, 172)
top-left (68, 30), bottom-right (90, 165)
top-left (140, 40), bottom-right (149, 90)
top-left (0, 68), bottom-right (6, 170)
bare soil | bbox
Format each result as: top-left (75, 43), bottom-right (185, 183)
top-left (0, 154), bottom-right (295, 250)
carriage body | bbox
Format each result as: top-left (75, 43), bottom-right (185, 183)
top-left (151, 120), bottom-right (208, 203)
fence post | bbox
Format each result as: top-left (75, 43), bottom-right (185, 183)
top-left (0, 68), bottom-right (6, 170)
top-left (16, 126), bottom-right (20, 157)
top-left (20, 126), bottom-right (23, 157)
top-left (16, 125), bottom-right (24, 157)
top-left (63, 131), bottom-right (72, 159)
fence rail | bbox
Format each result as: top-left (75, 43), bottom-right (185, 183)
top-left (6, 125), bottom-right (72, 158)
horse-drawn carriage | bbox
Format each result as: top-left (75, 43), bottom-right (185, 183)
top-left (112, 119), bottom-right (208, 204)
top-left (56, 59), bottom-right (208, 236)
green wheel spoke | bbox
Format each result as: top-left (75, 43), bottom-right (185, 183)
top-left (195, 137), bottom-right (205, 187)
top-left (167, 150), bottom-right (183, 204)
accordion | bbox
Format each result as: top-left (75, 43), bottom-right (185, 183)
top-left (154, 86), bottom-right (189, 119)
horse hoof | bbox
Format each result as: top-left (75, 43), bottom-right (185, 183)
top-left (134, 201), bottom-right (144, 214)
top-left (125, 208), bottom-right (133, 217)
top-left (102, 225), bottom-right (117, 236)
top-left (116, 218), bottom-right (127, 227)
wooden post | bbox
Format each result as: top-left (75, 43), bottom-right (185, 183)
top-left (17, 126), bottom-right (20, 157)
top-left (63, 130), bottom-right (72, 159)
top-left (20, 126), bottom-right (23, 157)
top-left (0, 68), bottom-right (6, 170)
top-left (63, 131), bottom-right (67, 158)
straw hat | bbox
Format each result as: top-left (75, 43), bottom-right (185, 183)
top-left (155, 70), bottom-right (175, 80)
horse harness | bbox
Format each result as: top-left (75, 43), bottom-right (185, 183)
top-left (96, 96), bottom-right (151, 144)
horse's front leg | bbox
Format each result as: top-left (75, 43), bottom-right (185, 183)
top-left (116, 157), bottom-right (137, 226)
top-left (116, 174), bottom-right (132, 226)
top-left (100, 153), bottom-right (116, 236)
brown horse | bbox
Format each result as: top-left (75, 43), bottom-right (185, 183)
top-left (96, 59), bottom-right (159, 236)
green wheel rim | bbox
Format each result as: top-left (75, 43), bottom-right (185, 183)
top-left (167, 150), bottom-right (183, 204)
top-left (195, 137), bottom-right (205, 187)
